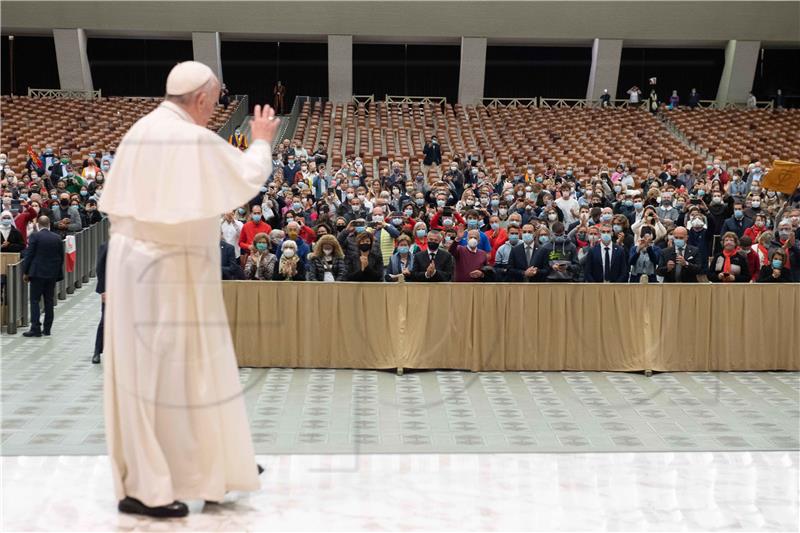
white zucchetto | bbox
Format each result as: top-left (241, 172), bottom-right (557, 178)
top-left (165, 61), bottom-right (215, 96)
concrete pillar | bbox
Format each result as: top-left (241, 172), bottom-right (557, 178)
top-left (52, 28), bottom-right (93, 91)
top-left (586, 38), bottom-right (622, 102)
top-left (328, 35), bottom-right (352, 104)
top-left (716, 40), bottom-right (760, 105)
top-left (192, 32), bottom-right (223, 83)
top-left (458, 37), bottom-right (487, 105)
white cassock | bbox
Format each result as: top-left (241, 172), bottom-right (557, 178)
top-left (98, 100), bottom-right (271, 506)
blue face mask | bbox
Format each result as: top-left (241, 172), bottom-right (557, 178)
top-left (255, 242), bottom-right (268, 252)
top-left (673, 238), bottom-right (685, 248)
top-left (491, 199), bottom-right (500, 207)
top-left (252, 214), bottom-right (262, 223)
top-left (772, 259), bottom-right (783, 269)
top-left (416, 229), bottom-right (426, 238)
top-left (355, 226), bottom-right (366, 233)
top-left (260, 186), bottom-right (268, 193)
top-left (292, 202), bottom-right (302, 211)
top-left (0, 219), bottom-right (12, 227)
top-left (508, 234), bottom-right (520, 245)
top-left (624, 200), bottom-right (633, 207)
top-left (404, 209), bottom-right (413, 217)
top-left (397, 245), bottom-right (410, 254)
top-left (522, 233), bottom-right (534, 244)
top-left (490, 222), bottom-right (499, 231)
top-left (634, 202), bottom-right (643, 210)
top-left (734, 209), bottom-right (744, 219)
top-left (467, 219), bottom-right (478, 229)
top-left (80, 191), bottom-right (88, 196)
top-left (612, 224), bottom-right (623, 234)
top-left (538, 235), bottom-right (550, 245)
top-left (600, 233), bottom-right (612, 244)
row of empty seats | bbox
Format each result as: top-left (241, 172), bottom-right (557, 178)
top-left (663, 107), bottom-right (800, 168)
top-left (0, 95), bottom-right (240, 173)
top-left (292, 100), bottom-right (705, 180)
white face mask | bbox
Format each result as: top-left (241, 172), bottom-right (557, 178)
top-left (283, 248), bottom-right (296, 258)
top-left (467, 238), bottom-right (478, 249)
top-left (323, 247), bottom-right (333, 256)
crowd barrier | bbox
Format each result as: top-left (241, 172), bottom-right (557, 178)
top-left (3, 218), bottom-right (109, 334)
top-left (222, 281), bottom-right (800, 373)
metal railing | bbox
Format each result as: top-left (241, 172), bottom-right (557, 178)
top-left (216, 94), bottom-right (249, 142)
top-left (481, 97), bottom-right (538, 108)
top-left (277, 95), bottom-right (304, 146)
top-left (386, 95), bottom-right (447, 105)
top-left (4, 218), bottom-right (109, 335)
top-left (353, 94), bottom-right (375, 105)
top-left (27, 88), bottom-right (102, 99)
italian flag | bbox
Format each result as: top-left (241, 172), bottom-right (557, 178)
top-left (65, 235), bottom-right (77, 273)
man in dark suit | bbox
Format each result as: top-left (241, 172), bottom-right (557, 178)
top-left (221, 239), bottom-right (244, 280)
top-left (584, 224), bottom-right (629, 282)
top-left (411, 229), bottom-right (454, 282)
top-left (656, 226), bottom-right (701, 282)
top-left (422, 135), bottom-right (442, 178)
top-left (507, 224), bottom-right (541, 282)
top-left (22, 216), bottom-right (64, 337)
top-left (93, 242), bottom-right (107, 363)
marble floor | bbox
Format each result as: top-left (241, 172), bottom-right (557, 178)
top-left (2, 452), bottom-right (798, 531)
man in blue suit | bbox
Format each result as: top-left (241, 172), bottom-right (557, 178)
top-left (584, 224), bottom-right (628, 283)
top-left (22, 216), bottom-right (64, 337)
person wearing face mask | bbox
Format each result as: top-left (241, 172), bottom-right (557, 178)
top-left (273, 239), bottom-right (305, 281)
top-left (768, 219), bottom-right (800, 281)
top-left (743, 193), bottom-right (763, 220)
top-left (743, 213), bottom-right (768, 244)
top-left (456, 210), bottom-right (491, 253)
top-left (345, 231), bottom-right (383, 282)
top-left (628, 225), bottom-right (661, 282)
top-left (507, 224), bottom-right (540, 282)
top-left (448, 227), bottom-right (493, 282)
top-left (484, 215), bottom-right (508, 265)
top-left (21, 216), bottom-right (64, 338)
top-left (50, 192), bottom-right (82, 238)
top-left (277, 220), bottom-right (311, 265)
top-left (721, 200), bottom-right (753, 238)
top-left (756, 249), bottom-right (793, 283)
top-left (49, 154), bottom-right (72, 182)
top-left (306, 234), bottom-right (347, 282)
top-left (410, 221), bottom-right (429, 254)
top-left (385, 234), bottom-right (416, 282)
top-left (283, 155), bottom-right (300, 184)
top-left (238, 205), bottom-right (273, 259)
top-left (228, 127), bottom-right (249, 151)
top-left (531, 221), bottom-right (579, 282)
top-left (0, 210), bottom-right (25, 253)
top-left (656, 226), bottom-right (701, 282)
top-left (709, 232), bottom-right (750, 283)
top-left (704, 190), bottom-right (731, 239)
top-left (409, 229), bottom-right (453, 282)
top-left (12, 199), bottom-right (40, 245)
top-left (583, 223), bottom-right (628, 283)
top-left (83, 199), bottom-right (104, 227)
top-left (494, 225), bottom-right (521, 281)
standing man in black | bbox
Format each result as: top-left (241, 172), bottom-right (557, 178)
top-left (92, 242), bottom-right (108, 364)
top-left (22, 216), bottom-right (64, 337)
top-left (411, 229), bottom-right (454, 282)
top-left (422, 135), bottom-right (442, 180)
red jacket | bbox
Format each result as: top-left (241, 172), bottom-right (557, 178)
top-left (744, 248), bottom-right (761, 281)
top-left (14, 205), bottom-right (38, 245)
top-left (484, 227), bottom-right (508, 265)
top-left (298, 224), bottom-right (316, 245)
top-left (238, 220), bottom-right (273, 251)
top-left (430, 211), bottom-right (465, 231)
top-left (743, 224), bottom-right (765, 243)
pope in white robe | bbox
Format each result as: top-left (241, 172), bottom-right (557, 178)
top-left (98, 61), bottom-right (280, 515)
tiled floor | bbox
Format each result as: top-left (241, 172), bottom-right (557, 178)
top-left (2, 452), bottom-right (798, 531)
top-left (2, 284), bottom-right (799, 455)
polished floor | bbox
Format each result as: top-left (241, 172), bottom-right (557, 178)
top-left (3, 286), bottom-right (799, 455)
top-left (2, 452), bottom-right (798, 531)
top-left (2, 284), bottom-right (799, 531)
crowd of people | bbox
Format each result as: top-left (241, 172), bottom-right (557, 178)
top-left (217, 137), bottom-right (800, 284)
top-left (2, 132), bottom-right (798, 287)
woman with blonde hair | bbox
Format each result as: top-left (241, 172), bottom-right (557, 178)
top-left (306, 234), bottom-right (347, 281)
top-left (274, 239), bottom-right (306, 281)
top-left (244, 232), bottom-right (277, 280)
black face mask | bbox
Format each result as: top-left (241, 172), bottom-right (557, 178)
top-left (336, 225), bottom-right (346, 232)
top-left (358, 242), bottom-right (372, 252)
top-left (60, 199), bottom-right (70, 208)
top-left (428, 241), bottom-right (440, 251)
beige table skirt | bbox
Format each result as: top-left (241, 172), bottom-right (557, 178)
top-left (222, 282), bottom-right (800, 372)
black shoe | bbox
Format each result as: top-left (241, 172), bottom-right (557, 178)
top-left (22, 330), bottom-right (42, 338)
top-left (118, 496), bottom-right (188, 518)
top-left (257, 463), bottom-right (264, 475)
top-left (92, 353), bottom-right (101, 364)
top-left (42, 331), bottom-right (51, 336)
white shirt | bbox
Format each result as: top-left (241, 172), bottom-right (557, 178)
top-left (221, 218), bottom-right (244, 257)
top-left (555, 197), bottom-right (579, 226)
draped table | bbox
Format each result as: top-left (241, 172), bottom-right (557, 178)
top-left (222, 282), bottom-right (800, 372)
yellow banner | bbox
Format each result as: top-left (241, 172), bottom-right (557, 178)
top-left (761, 160), bottom-right (800, 195)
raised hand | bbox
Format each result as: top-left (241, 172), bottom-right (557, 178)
top-left (250, 104), bottom-right (281, 145)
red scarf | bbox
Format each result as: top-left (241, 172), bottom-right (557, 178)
top-left (722, 247), bottom-right (740, 274)
top-left (757, 244), bottom-right (770, 266)
top-left (780, 240), bottom-right (792, 268)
